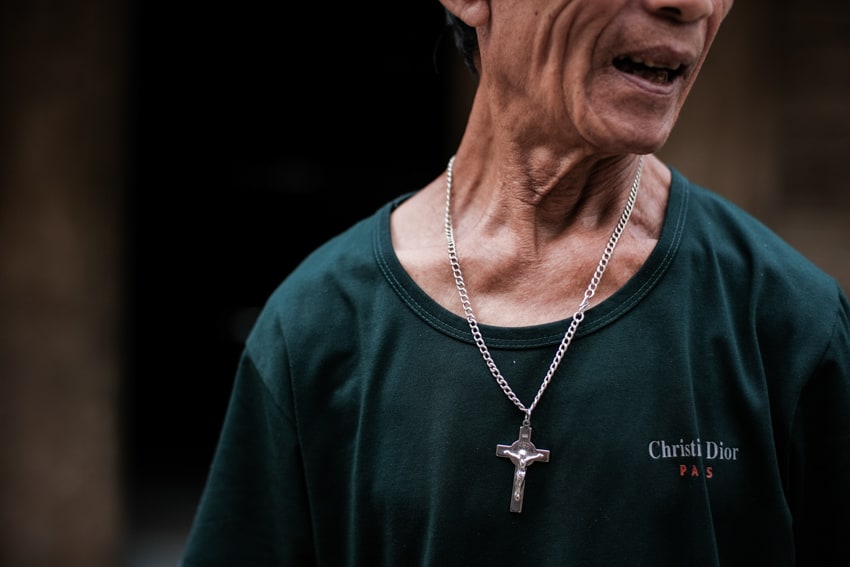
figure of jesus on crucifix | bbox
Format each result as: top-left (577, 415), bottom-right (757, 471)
top-left (496, 425), bottom-right (550, 513)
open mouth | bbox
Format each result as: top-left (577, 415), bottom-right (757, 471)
top-left (613, 55), bottom-right (685, 85)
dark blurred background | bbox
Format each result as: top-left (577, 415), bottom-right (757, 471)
top-left (123, 3), bottom-right (463, 563)
top-left (0, 2), bottom-right (848, 566)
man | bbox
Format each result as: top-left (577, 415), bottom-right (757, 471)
top-left (181, 1), bottom-right (850, 565)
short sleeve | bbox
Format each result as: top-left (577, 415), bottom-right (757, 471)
top-left (790, 287), bottom-right (850, 564)
top-left (180, 350), bottom-right (315, 566)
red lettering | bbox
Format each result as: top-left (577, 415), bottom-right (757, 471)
top-left (678, 464), bottom-right (715, 479)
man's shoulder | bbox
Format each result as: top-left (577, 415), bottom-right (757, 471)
top-left (672, 169), bottom-right (842, 316)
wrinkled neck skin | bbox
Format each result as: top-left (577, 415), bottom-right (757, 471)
top-left (389, 92), bottom-right (671, 327)
top-left (447, 80), bottom-right (670, 251)
top-left (391, 72), bottom-right (673, 328)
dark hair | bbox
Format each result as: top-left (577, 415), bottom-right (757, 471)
top-left (444, 8), bottom-right (479, 75)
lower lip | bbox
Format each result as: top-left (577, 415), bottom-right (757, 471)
top-left (616, 69), bottom-right (680, 97)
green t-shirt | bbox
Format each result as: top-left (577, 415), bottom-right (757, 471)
top-left (182, 167), bottom-right (850, 566)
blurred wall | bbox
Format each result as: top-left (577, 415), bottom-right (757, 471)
top-left (660, 1), bottom-right (850, 290)
top-left (0, 1), bottom-right (126, 566)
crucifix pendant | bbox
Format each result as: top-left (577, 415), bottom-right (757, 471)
top-left (496, 424), bottom-right (550, 513)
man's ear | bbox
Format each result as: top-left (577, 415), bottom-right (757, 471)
top-left (439, 0), bottom-right (490, 28)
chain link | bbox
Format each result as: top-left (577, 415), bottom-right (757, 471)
top-left (444, 155), bottom-right (644, 425)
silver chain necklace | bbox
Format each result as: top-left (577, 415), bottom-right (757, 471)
top-left (444, 154), bottom-right (644, 512)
